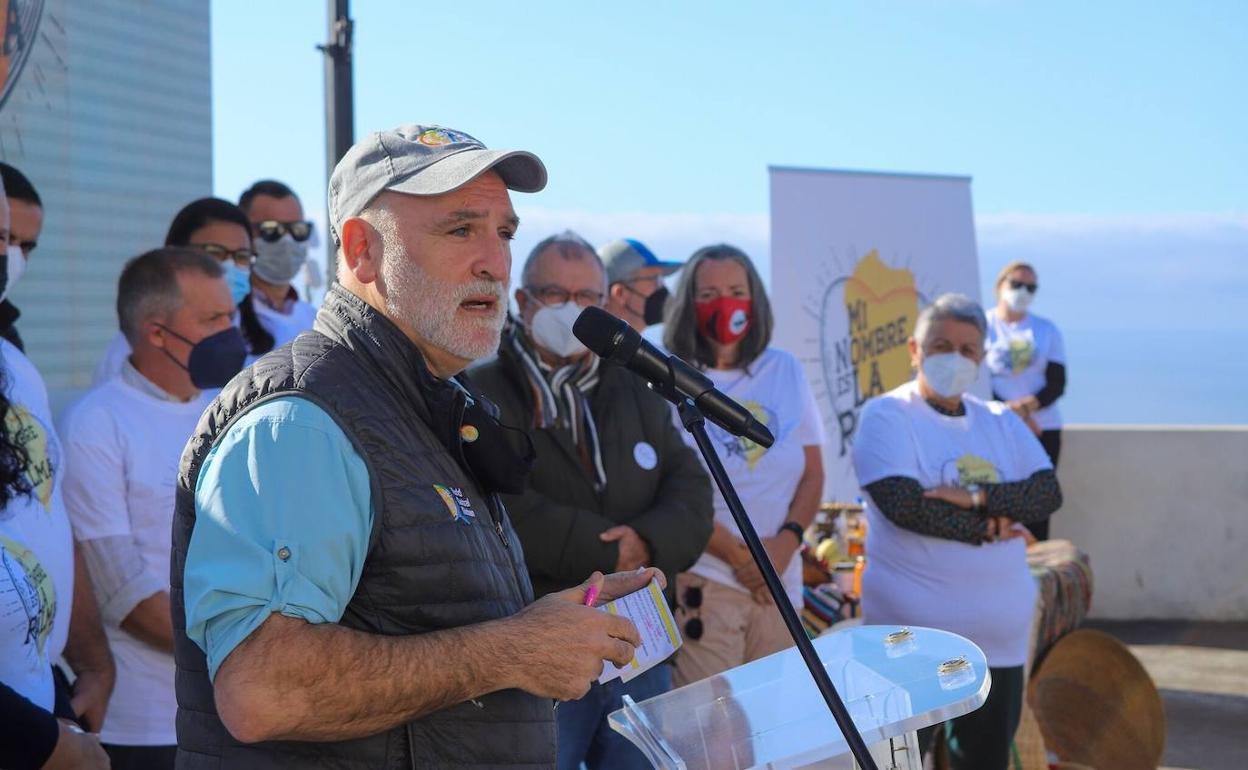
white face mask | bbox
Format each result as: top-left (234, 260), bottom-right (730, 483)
top-left (1002, 286), bottom-right (1034, 313)
top-left (921, 352), bottom-right (980, 399)
top-left (253, 234), bottom-right (308, 284)
top-left (1, 244), bottom-right (26, 303)
top-left (529, 301), bottom-right (588, 359)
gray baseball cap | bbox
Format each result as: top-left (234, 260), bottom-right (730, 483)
top-left (598, 238), bottom-right (683, 284)
top-left (328, 124), bottom-right (547, 240)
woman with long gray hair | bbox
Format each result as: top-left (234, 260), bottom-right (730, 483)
top-left (662, 244), bottom-right (826, 688)
top-left (851, 293), bottom-right (1062, 769)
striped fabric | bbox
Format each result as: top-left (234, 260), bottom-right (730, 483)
top-left (502, 318), bottom-right (607, 491)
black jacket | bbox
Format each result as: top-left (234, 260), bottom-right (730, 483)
top-left (471, 352), bottom-right (713, 605)
top-left (171, 285), bottom-right (552, 768)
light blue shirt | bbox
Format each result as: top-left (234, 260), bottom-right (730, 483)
top-left (183, 397), bottom-right (373, 681)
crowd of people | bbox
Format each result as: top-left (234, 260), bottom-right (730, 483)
top-left (0, 123), bottom-right (1067, 770)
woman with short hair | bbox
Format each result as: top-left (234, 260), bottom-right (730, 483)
top-left (663, 244), bottom-right (826, 688)
top-left (985, 261), bottom-right (1067, 540)
top-left (852, 293), bottom-right (1062, 770)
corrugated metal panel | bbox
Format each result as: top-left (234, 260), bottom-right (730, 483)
top-left (0, 0), bottom-right (211, 411)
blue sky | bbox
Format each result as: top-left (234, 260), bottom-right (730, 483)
top-left (211, 1), bottom-right (1247, 423)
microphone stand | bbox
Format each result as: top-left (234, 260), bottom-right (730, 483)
top-left (673, 396), bottom-right (880, 770)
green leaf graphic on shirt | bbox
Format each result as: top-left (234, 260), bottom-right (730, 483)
top-left (4, 404), bottom-right (54, 511)
top-left (956, 454), bottom-right (1001, 486)
top-left (0, 535), bottom-right (57, 656)
top-left (1008, 338), bottom-right (1034, 374)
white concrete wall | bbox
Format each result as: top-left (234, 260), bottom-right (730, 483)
top-left (1052, 426), bottom-right (1248, 621)
top-left (0, 0), bottom-right (211, 406)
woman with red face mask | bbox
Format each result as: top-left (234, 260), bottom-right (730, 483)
top-left (662, 244), bottom-right (826, 688)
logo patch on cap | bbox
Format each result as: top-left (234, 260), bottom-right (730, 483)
top-left (434, 483), bottom-right (477, 525)
top-left (418, 128), bottom-right (474, 147)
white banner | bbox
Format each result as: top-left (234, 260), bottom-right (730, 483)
top-left (769, 167), bottom-right (983, 502)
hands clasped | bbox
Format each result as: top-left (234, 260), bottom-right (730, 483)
top-left (924, 485), bottom-right (1027, 544)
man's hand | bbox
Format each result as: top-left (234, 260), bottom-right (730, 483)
top-left (210, 570), bottom-right (668, 744)
top-left (69, 667), bottom-right (114, 733)
top-left (730, 540), bottom-right (764, 593)
top-left (599, 525), bottom-right (651, 572)
top-left (763, 534), bottom-right (800, 578)
top-left (501, 573), bottom-right (644, 701)
top-left (923, 486), bottom-right (975, 509)
top-left (580, 567), bottom-right (666, 606)
top-left (731, 536), bottom-right (797, 604)
top-left (43, 720), bottom-right (110, 769)
top-left (62, 544), bottom-right (115, 733)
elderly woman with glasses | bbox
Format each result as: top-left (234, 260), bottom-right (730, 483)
top-left (661, 243), bottom-right (827, 689)
top-left (985, 261), bottom-right (1067, 540)
top-left (851, 293), bottom-right (1063, 770)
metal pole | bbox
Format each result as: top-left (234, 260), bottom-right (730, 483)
top-left (676, 399), bottom-right (881, 770)
top-left (319, 0), bottom-right (353, 281)
top-left (322, 0), bottom-right (354, 174)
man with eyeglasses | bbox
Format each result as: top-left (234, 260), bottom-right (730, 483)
top-left (471, 231), bottom-right (713, 770)
top-left (0, 161), bottom-right (45, 351)
top-left (600, 238), bottom-right (682, 332)
top-left (237, 180), bottom-right (318, 356)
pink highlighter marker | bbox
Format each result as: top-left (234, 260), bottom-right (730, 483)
top-left (583, 583), bottom-right (601, 607)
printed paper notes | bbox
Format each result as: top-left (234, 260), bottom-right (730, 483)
top-left (598, 578), bottom-right (683, 684)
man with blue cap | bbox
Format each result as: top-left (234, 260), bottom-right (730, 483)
top-left (169, 125), bottom-right (662, 769)
top-left (600, 239), bottom-right (682, 331)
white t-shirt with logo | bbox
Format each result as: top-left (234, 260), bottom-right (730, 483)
top-left (0, 339), bottom-right (73, 712)
top-left (985, 311), bottom-right (1066, 431)
top-left (59, 376), bottom-right (213, 745)
top-left (682, 348), bottom-right (826, 607)
top-left (852, 380), bottom-right (1051, 666)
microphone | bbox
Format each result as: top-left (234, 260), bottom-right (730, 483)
top-left (573, 307), bottom-right (774, 448)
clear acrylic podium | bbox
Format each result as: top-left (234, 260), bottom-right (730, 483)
top-left (608, 625), bottom-right (989, 770)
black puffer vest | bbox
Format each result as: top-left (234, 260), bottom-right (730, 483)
top-left (170, 285), bottom-right (555, 768)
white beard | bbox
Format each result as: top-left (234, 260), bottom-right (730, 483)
top-left (381, 242), bottom-right (507, 363)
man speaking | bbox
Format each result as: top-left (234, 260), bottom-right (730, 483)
top-left (170, 125), bottom-right (657, 768)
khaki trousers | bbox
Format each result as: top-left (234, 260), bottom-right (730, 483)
top-left (671, 572), bottom-right (795, 688)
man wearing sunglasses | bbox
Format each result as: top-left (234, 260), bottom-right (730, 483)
top-left (236, 180), bottom-right (319, 356)
top-left (0, 162), bottom-right (45, 351)
top-left (472, 232), bottom-right (713, 770)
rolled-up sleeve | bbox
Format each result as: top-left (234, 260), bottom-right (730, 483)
top-left (58, 412), bottom-right (167, 626)
top-left (182, 396), bottom-right (373, 681)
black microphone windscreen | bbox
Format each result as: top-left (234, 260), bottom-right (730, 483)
top-left (573, 306), bottom-right (629, 358)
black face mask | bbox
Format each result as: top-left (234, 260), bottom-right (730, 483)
top-left (621, 283), bottom-right (669, 327)
top-left (643, 285), bottom-right (669, 326)
top-left (457, 395), bottom-right (535, 495)
top-left (157, 325), bottom-right (248, 389)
